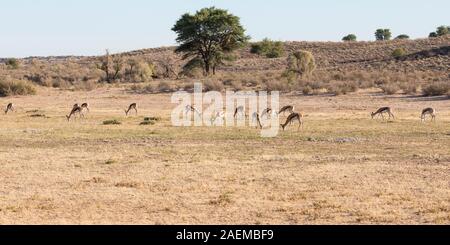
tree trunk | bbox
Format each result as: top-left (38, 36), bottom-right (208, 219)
top-left (204, 61), bottom-right (211, 76)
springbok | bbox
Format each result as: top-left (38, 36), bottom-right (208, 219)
top-left (371, 107), bottom-right (395, 120)
top-left (281, 112), bottom-right (303, 131)
top-left (211, 110), bottom-right (225, 124)
top-left (261, 108), bottom-right (272, 118)
top-left (234, 106), bottom-right (245, 119)
top-left (252, 112), bottom-right (263, 129)
top-left (185, 105), bottom-right (202, 117)
top-left (421, 108), bottom-right (436, 122)
top-left (125, 103), bottom-right (138, 116)
top-left (4, 103), bottom-right (14, 114)
top-left (66, 105), bottom-right (83, 121)
top-left (81, 103), bottom-right (90, 113)
top-left (278, 105), bottom-right (295, 116)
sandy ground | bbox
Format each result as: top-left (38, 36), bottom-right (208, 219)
top-left (0, 86), bottom-right (449, 224)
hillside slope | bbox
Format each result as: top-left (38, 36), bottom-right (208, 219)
top-left (1, 36), bottom-right (449, 92)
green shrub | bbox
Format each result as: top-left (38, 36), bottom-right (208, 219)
top-left (103, 119), bottom-right (121, 125)
top-left (342, 34), bottom-right (357, 41)
top-left (5, 58), bottom-right (20, 69)
top-left (250, 38), bottom-right (285, 58)
top-left (436, 26), bottom-right (449, 36)
top-left (0, 79), bottom-right (37, 97)
top-left (395, 34), bottom-right (410, 40)
top-left (429, 32), bottom-right (438, 38)
top-left (422, 82), bottom-right (450, 96)
top-left (392, 48), bottom-right (407, 60)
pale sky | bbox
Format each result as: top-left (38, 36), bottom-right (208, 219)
top-left (0, 0), bottom-right (448, 57)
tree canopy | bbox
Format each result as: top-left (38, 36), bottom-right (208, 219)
top-left (342, 34), bottom-right (357, 42)
top-left (375, 29), bottom-right (392, 41)
top-left (172, 7), bottom-right (249, 76)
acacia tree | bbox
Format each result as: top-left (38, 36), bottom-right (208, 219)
top-left (172, 7), bottom-right (249, 76)
top-left (342, 34), bottom-right (357, 42)
top-left (286, 50), bottom-right (316, 79)
top-left (97, 50), bottom-right (123, 83)
top-left (375, 29), bottom-right (392, 41)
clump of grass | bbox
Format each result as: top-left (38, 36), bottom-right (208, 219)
top-left (115, 181), bottom-right (141, 188)
top-left (29, 114), bottom-right (47, 118)
top-left (104, 159), bottom-right (116, 165)
top-left (140, 116), bottom-right (161, 125)
top-left (103, 119), bottom-right (121, 125)
top-left (140, 120), bottom-right (155, 125)
top-left (209, 191), bottom-right (234, 206)
top-left (144, 116), bottom-right (161, 121)
top-left (0, 79), bottom-right (36, 97)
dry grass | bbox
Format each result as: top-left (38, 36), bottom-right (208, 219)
top-left (0, 86), bottom-right (449, 224)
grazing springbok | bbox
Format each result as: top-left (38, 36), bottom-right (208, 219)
top-left (252, 112), bottom-right (263, 129)
top-left (125, 103), bottom-right (138, 116)
top-left (211, 110), bottom-right (225, 124)
top-left (234, 106), bottom-right (245, 119)
top-left (371, 107), bottom-right (395, 120)
top-left (421, 108), bottom-right (436, 122)
top-left (278, 105), bottom-right (295, 116)
top-left (281, 112), bottom-right (304, 131)
top-left (261, 108), bottom-right (272, 118)
top-left (81, 103), bottom-right (90, 113)
top-left (4, 103), bottom-right (14, 114)
top-left (66, 105), bottom-right (83, 121)
top-left (185, 105), bottom-right (202, 117)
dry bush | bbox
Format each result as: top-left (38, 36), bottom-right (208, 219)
top-left (264, 79), bottom-right (289, 92)
top-left (422, 82), bottom-right (450, 96)
top-left (74, 80), bottom-right (97, 91)
top-left (302, 85), bottom-right (313, 95)
top-left (230, 80), bottom-right (243, 91)
top-left (204, 80), bottom-right (224, 92)
top-left (399, 82), bottom-right (420, 95)
top-left (0, 78), bottom-right (36, 96)
top-left (157, 81), bottom-right (172, 93)
top-left (327, 81), bottom-right (358, 95)
top-left (380, 83), bottom-right (401, 95)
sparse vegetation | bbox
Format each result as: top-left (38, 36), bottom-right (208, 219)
top-left (342, 34), bottom-right (357, 42)
top-left (380, 83), bottom-right (401, 95)
top-left (140, 116), bottom-right (161, 125)
top-left (0, 78), bottom-right (36, 96)
top-left (422, 82), bottom-right (450, 96)
top-left (392, 48), bottom-right (407, 60)
top-left (103, 119), bottom-right (121, 125)
top-left (395, 34), bottom-right (410, 40)
top-left (250, 38), bottom-right (285, 58)
top-left (286, 50), bottom-right (316, 79)
top-left (5, 58), bottom-right (20, 69)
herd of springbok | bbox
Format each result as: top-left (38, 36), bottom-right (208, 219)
top-left (2, 102), bottom-right (438, 130)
